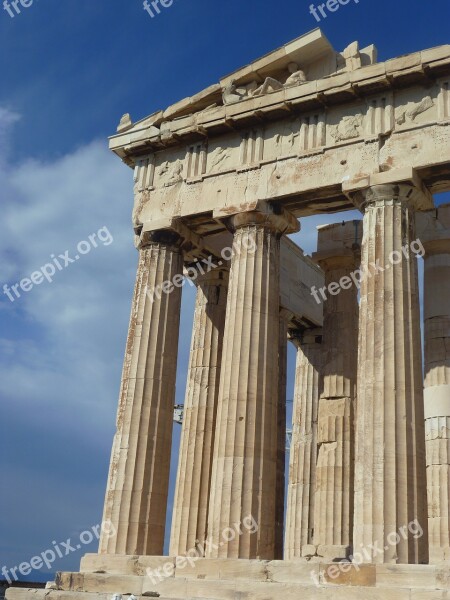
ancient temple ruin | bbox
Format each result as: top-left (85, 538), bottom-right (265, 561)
top-left (8, 28), bottom-right (450, 600)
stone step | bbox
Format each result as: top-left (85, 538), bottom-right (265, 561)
top-left (6, 591), bottom-right (111, 600)
top-left (7, 560), bottom-right (450, 600)
top-left (80, 555), bottom-right (174, 577)
top-left (61, 560), bottom-right (450, 592)
top-left (81, 555), bottom-right (450, 585)
top-left (5, 582), bottom-right (450, 600)
top-left (5, 592), bottom-right (185, 600)
top-left (55, 570), bottom-right (450, 599)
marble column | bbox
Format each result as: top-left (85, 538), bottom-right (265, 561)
top-left (284, 329), bottom-right (323, 559)
top-left (353, 184), bottom-right (428, 564)
top-left (99, 230), bottom-right (183, 556)
top-left (423, 237), bottom-right (450, 563)
top-left (207, 208), bottom-right (299, 559)
top-left (312, 251), bottom-right (358, 560)
top-left (169, 268), bottom-right (228, 556)
top-left (275, 309), bottom-right (291, 559)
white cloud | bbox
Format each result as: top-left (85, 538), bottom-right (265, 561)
top-left (0, 106), bottom-right (196, 571)
top-left (0, 108), bottom-right (141, 571)
top-left (0, 107), bottom-right (20, 159)
top-left (0, 132), bottom-right (136, 431)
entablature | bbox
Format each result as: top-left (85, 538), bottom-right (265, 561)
top-left (111, 32), bottom-right (450, 233)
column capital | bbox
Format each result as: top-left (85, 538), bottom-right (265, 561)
top-left (312, 247), bottom-right (359, 271)
top-left (343, 168), bottom-right (434, 212)
top-left (416, 205), bottom-right (450, 250)
top-left (228, 205), bottom-right (300, 236)
top-left (417, 204), bottom-right (450, 256)
top-left (280, 308), bottom-right (294, 323)
top-left (138, 217), bottom-right (224, 261)
top-left (186, 265), bottom-right (230, 288)
top-left (422, 238), bottom-right (450, 256)
top-left (353, 183), bottom-right (432, 213)
top-left (138, 228), bottom-right (183, 250)
top-left (289, 327), bottom-right (323, 349)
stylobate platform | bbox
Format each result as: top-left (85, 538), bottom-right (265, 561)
top-left (6, 556), bottom-right (450, 600)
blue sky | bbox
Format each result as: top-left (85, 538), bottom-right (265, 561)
top-left (0, 0), bottom-right (449, 581)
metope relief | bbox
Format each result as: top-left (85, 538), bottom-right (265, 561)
top-left (269, 117), bottom-right (302, 158)
top-left (329, 113), bottom-right (364, 143)
top-left (155, 158), bottom-right (184, 187)
top-left (394, 87), bottom-right (438, 129)
top-left (206, 134), bottom-right (241, 176)
top-left (264, 112), bottom-right (325, 161)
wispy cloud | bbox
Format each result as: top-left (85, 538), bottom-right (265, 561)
top-left (0, 107), bottom-right (137, 570)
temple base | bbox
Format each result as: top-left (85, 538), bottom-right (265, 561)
top-left (6, 556), bottom-right (450, 600)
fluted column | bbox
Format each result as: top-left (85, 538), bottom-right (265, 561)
top-left (284, 329), bottom-right (323, 559)
top-left (207, 208), bottom-right (299, 559)
top-left (353, 184), bottom-right (428, 564)
top-left (275, 309), bottom-right (291, 559)
top-left (99, 230), bottom-right (183, 555)
top-left (312, 251), bottom-right (358, 560)
top-left (170, 268), bottom-right (228, 556)
top-left (423, 237), bottom-right (450, 563)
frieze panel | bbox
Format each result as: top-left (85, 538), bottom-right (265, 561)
top-left (328, 112), bottom-right (364, 144)
top-left (264, 111), bottom-right (326, 161)
top-left (265, 118), bottom-right (301, 161)
top-left (206, 134), bottom-right (241, 175)
top-left (394, 86), bottom-right (438, 129)
top-left (153, 148), bottom-right (187, 188)
top-left (134, 83), bottom-right (448, 200)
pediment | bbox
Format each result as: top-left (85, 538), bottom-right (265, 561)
top-left (117, 29), bottom-right (377, 133)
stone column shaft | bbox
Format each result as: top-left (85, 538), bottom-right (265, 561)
top-left (284, 329), bottom-right (322, 559)
top-left (100, 231), bottom-right (183, 555)
top-left (169, 269), bottom-right (228, 556)
top-left (353, 185), bottom-right (428, 564)
top-left (275, 310), bottom-right (290, 559)
top-left (423, 237), bottom-right (450, 563)
top-left (313, 252), bottom-right (358, 560)
top-left (207, 209), bottom-right (299, 559)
